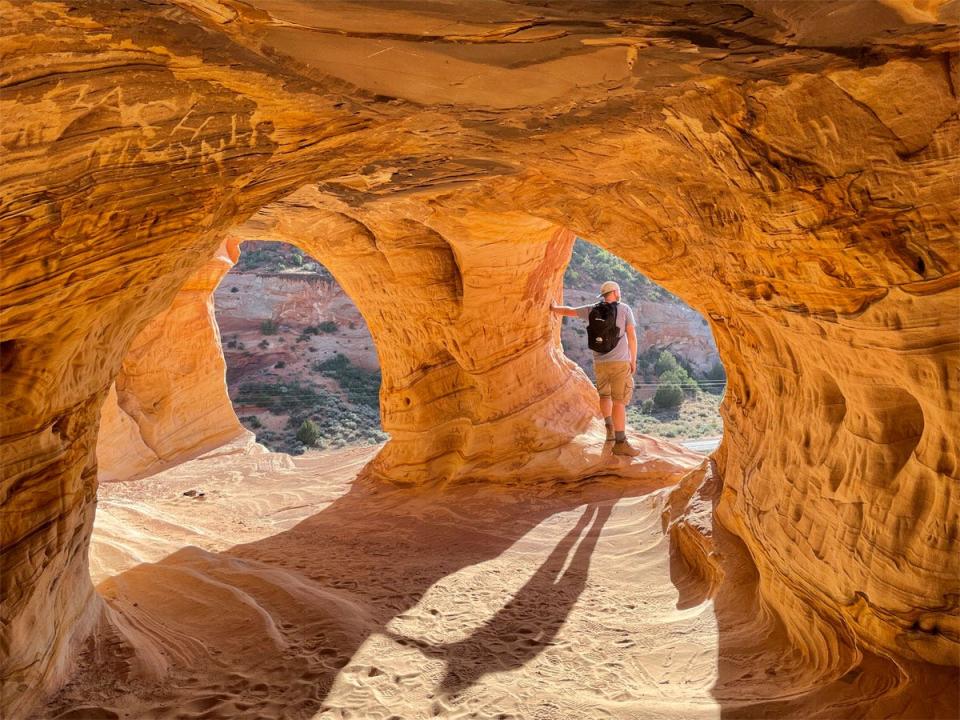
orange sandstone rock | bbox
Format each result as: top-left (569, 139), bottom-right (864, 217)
top-left (97, 240), bottom-right (248, 482)
top-left (1, 1), bottom-right (957, 716)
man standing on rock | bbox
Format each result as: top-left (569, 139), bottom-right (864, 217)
top-left (551, 281), bottom-right (640, 457)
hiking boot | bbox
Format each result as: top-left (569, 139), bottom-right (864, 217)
top-left (612, 440), bottom-right (641, 457)
top-left (605, 427), bottom-right (615, 442)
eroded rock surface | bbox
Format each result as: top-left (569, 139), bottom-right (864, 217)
top-left (97, 240), bottom-right (249, 482)
top-left (1, 0), bottom-right (958, 716)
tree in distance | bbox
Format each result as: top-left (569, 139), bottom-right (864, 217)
top-left (654, 383), bottom-right (684, 409)
top-left (296, 419), bottom-right (321, 447)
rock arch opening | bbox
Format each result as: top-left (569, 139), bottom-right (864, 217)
top-left (559, 236), bottom-right (726, 448)
top-left (215, 240), bottom-right (386, 455)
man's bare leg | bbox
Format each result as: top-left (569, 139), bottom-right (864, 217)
top-left (599, 396), bottom-right (614, 441)
top-left (600, 396), bottom-right (613, 418)
top-left (612, 401), bottom-right (626, 432)
top-left (612, 400), bottom-right (639, 456)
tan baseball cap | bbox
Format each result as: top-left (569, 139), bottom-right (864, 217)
top-left (597, 281), bottom-right (620, 298)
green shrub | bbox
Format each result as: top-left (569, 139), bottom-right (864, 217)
top-left (654, 350), bottom-right (679, 376)
top-left (653, 383), bottom-right (684, 409)
top-left (274, 360), bottom-right (286, 369)
top-left (230, 286), bottom-right (239, 293)
top-left (640, 398), bottom-right (654, 414)
top-left (237, 247), bottom-right (271, 271)
top-left (240, 415), bottom-right (262, 429)
top-left (318, 320), bottom-right (338, 333)
top-left (261, 319), bottom-right (278, 335)
top-left (659, 366), bottom-right (697, 392)
top-left (258, 339), bottom-right (269, 349)
top-left (296, 419), bottom-right (320, 447)
top-left (236, 381), bottom-right (320, 415)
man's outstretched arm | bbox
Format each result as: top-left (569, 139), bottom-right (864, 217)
top-left (550, 302), bottom-right (579, 318)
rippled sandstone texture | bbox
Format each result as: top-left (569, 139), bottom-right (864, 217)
top-left (1, 0), bottom-right (958, 716)
top-left (96, 240), bottom-right (249, 482)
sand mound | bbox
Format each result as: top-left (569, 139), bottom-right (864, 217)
top-left (41, 443), bottom-right (957, 719)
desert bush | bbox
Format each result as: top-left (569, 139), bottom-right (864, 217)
top-left (660, 366), bottom-right (697, 392)
top-left (274, 360), bottom-right (286, 369)
top-left (261, 319), bottom-right (278, 335)
top-left (633, 346), bottom-right (660, 375)
top-left (318, 320), bottom-right (338, 333)
top-left (258, 339), bottom-right (269, 349)
top-left (653, 383), bottom-right (683, 409)
top-left (654, 350), bottom-right (679, 376)
top-left (240, 415), bottom-right (262, 429)
top-left (296, 419), bottom-right (320, 447)
top-left (237, 381), bottom-right (320, 415)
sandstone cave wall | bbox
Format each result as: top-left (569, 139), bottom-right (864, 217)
top-left (229, 199), bottom-right (618, 485)
top-left (1, 3), bottom-right (408, 712)
top-left (1, 1), bottom-right (958, 716)
top-left (96, 240), bottom-right (248, 482)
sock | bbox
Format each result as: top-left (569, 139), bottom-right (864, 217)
top-left (604, 416), bottom-right (613, 429)
top-left (615, 430), bottom-right (626, 443)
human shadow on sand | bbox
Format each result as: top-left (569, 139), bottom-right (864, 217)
top-left (385, 502), bottom-right (614, 697)
top-left (47, 473), bottom-right (659, 719)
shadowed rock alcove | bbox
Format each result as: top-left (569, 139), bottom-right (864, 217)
top-left (1, 1), bottom-right (957, 717)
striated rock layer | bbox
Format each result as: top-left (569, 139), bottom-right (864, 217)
top-left (1, 0), bottom-right (958, 716)
top-left (97, 240), bottom-right (249, 482)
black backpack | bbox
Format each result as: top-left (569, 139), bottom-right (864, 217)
top-left (587, 301), bottom-right (621, 353)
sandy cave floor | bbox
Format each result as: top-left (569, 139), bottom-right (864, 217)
top-left (41, 439), bottom-right (957, 720)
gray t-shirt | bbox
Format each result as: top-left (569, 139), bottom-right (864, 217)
top-left (574, 302), bottom-right (636, 364)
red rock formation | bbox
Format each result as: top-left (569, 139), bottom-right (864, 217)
top-left (215, 272), bottom-right (348, 334)
top-left (1, 1), bottom-right (957, 716)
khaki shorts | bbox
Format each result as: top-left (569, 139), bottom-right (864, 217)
top-left (595, 361), bottom-right (634, 404)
